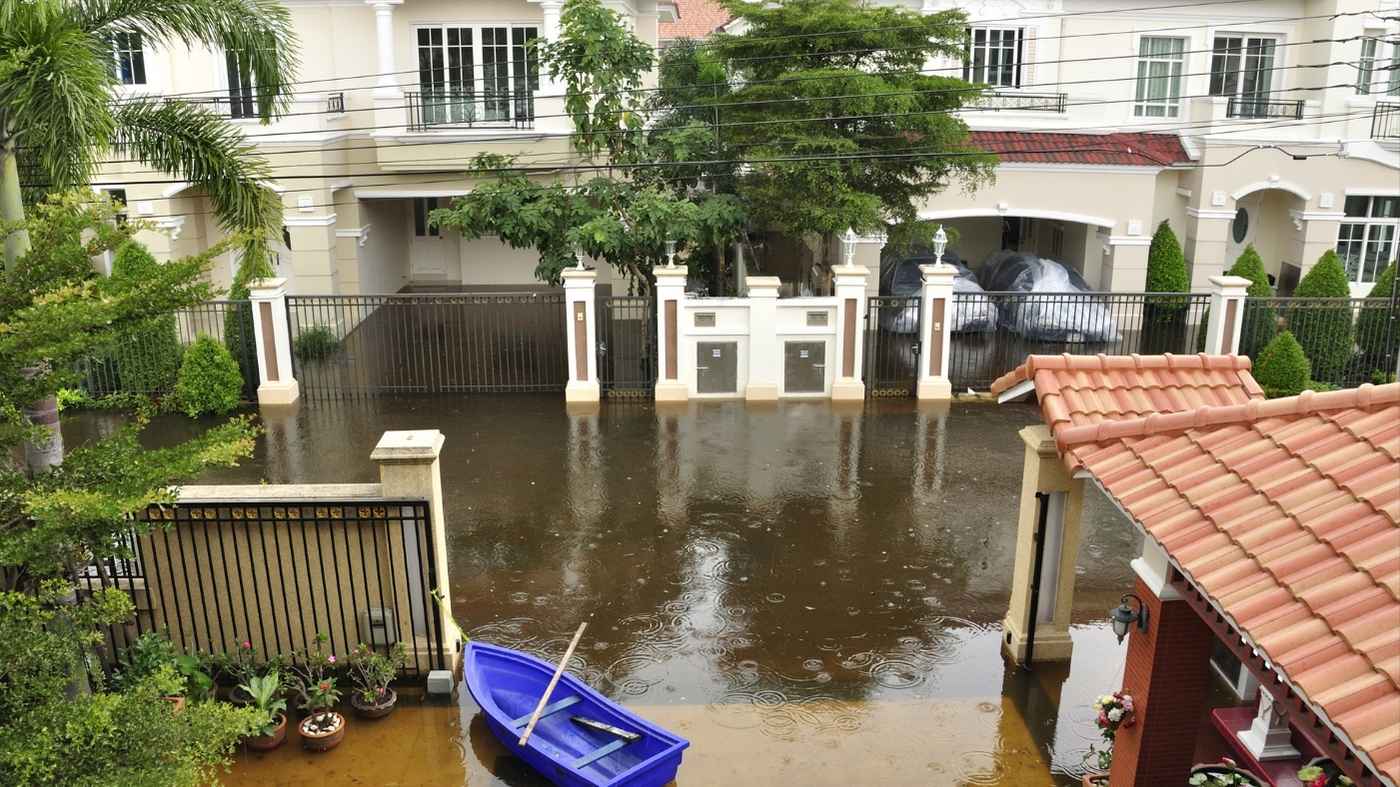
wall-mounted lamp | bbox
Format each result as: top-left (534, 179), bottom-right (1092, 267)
top-left (1110, 593), bottom-right (1149, 645)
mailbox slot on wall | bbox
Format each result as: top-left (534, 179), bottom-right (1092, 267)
top-left (784, 341), bottom-right (826, 393)
top-left (696, 341), bottom-right (738, 393)
top-left (806, 311), bottom-right (829, 327)
top-left (694, 312), bottom-right (716, 328)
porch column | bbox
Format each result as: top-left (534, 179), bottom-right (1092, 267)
top-left (916, 263), bottom-right (955, 400)
top-left (830, 264), bottom-right (869, 401)
top-left (1002, 425), bottom-right (1085, 664)
top-left (1204, 275), bottom-right (1251, 355)
top-left (367, 0), bottom-right (402, 100)
top-left (528, 0), bottom-right (570, 133)
top-left (1185, 209), bottom-right (1234, 291)
top-left (562, 268), bottom-right (600, 403)
top-left (247, 277), bottom-right (300, 406)
top-left (1239, 692), bottom-right (1301, 761)
top-left (371, 430), bottom-right (463, 685)
top-left (745, 276), bottom-right (781, 401)
top-left (1109, 540), bottom-right (1216, 787)
top-left (654, 267), bottom-right (688, 402)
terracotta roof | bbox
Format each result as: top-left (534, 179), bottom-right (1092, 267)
top-left (989, 353), bottom-right (1264, 445)
top-left (1058, 382), bottom-right (1400, 784)
top-left (968, 131), bottom-right (1193, 167)
top-left (659, 0), bottom-right (732, 40)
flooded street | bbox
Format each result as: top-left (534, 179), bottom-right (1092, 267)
top-left (70, 397), bottom-right (1142, 785)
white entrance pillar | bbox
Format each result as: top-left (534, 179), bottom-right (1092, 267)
top-left (1204, 275), bottom-right (1252, 355)
top-left (247, 278), bottom-right (300, 406)
top-left (562, 268), bottom-right (600, 403)
top-left (916, 263), bottom-right (956, 400)
top-left (830, 264), bottom-right (869, 401)
top-left (654, 267), bottom-right (688, 402)
top-left (745, 276), bottom-right (781, 401)
top-left (367, 0), bottom-right (403, 100)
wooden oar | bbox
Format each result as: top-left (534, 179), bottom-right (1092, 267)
top-left (517, 622), bottom-right (587, 747)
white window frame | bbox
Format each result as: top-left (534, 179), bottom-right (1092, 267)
top-left (413, 197), bottom-right (440, 238)
top-left (1357, 33), bottom-right (1382, 95)
top-left (112, 31), bottom-right (147, 86)
top-left (1336, 195), bottom-right (1399, 286)
top-left (1133, 36), bottom-right (1186, 118)
top-left (1208, 34), bottom-right (1281, 101)
top-left (414, 22), bottom-right (540, 127)
top-left (963, 27), bottom-right (1025, 89)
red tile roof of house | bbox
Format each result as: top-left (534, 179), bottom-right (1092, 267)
top-left (968, 131), bottom-right (1193, 167)
top-left (659, 0), bottom-right (732, 40)
top-left (997, 356), bottom-right (1400, 784)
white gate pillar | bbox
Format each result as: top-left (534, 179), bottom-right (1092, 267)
top-left (654, 267), bottom-right (688, 402)
top-left (831, 264), bottom-right (869, 401)
top-left (745, 276), bottom-right (781, 401)
top-left (248, 277), bottom-right (300, 406)
top-left (562, 269), bottom-right (599, 402)
top-left (916, 263), bottom-right (956, 400)
top-left (1204, 274), bottom-right (1252, 355)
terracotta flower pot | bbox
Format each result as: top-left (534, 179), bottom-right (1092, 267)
top-left (246, 712), bottom-right (288, 752)
top-left (300, 711), bottom-right (346, 751)
top-left (350, 688), bottom-right (397, 720)
top-left (162, 695), bottom-right (186, 714)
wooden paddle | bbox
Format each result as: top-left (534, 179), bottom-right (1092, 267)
top-left (517, 622), bottom-right (588, 747)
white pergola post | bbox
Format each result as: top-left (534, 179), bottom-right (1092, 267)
top-left (1204, 275), bottom-right (1252, 355)
top-left (247, 278), bottom-right (300, 406)
top-left (916, 263), bottom-right (956, 400)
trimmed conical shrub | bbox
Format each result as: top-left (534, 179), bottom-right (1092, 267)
top-left (1355, 262), bottom-right (1397, 380)
top-left (1253, 331), bottom-right (1310, 398)
top-left (1196, 245), bottom-right (1278, 354)
top-left (1146, 220), bottom-right (1190, 294)
top-left (110, 242), bottom-right (182, 392)
top-left (1288, 250), bottom-right (1354, 385)
top-left (1142, 220), bottom-right (1191, 351)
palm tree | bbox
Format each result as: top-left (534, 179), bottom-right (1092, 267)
top-left (0, 0), bottom-right (299, 262)
top-left (0, 0), bottom-right (298, 471)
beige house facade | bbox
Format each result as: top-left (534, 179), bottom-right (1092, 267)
top-left (100, 0), bottom-right (1399, 297)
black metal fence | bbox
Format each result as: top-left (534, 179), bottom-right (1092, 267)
top-left (864, 296), bottom-right (923, 397)
top-left (1372, 102), bottom-right (1400, 140)
top-left (949, 292), bottom-right (1211, 391)
top-left (1250, 297), bottom-right (1399, 388)
top-left (287, 292), bottom-right (567, 399)
top-left (1226, 97), bottom-right (1304, 119)
top-left (597, 296), bottom-right (656, 398)
top-left (78, 300), bottom-right (257, 400)
top-left (405, 89), bottom-right (536, 131)
top-left (77, 499), bottom-right (448, 678)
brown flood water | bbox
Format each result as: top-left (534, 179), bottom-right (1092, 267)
top-left (68, 397), bottom-right (1142, 786)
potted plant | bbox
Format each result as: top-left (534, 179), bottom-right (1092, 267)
top-left (223, 639), bottom-right (260, 705)
top-left (1189, 758), bottom-right (1265, 786)
top-left (347, 642), bottom-right (407, 720)
top-left (242, 671), bottom-right (290, 751)
top-left (150, 663), bottom-right (188, 714)
top-left (1082, 692), bottom-right (1135, 785)
top-left (289, 633), bottom-right (346, 751)
top-left (1298, 758), bottom-right (1355, 787)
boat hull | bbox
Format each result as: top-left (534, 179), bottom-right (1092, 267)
top-left (464, 642), bottom-right (688, 787)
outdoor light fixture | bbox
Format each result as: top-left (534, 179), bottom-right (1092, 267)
top-left (842, 228), bottom-right (857, 266)
top-left (1110, 593), bottom-right (1149, 645)
top-left (932, 224), bottom-right (948, 264)
top-left (574, 244), bottom-right (585, 271)
top-left (665, 238), bottom-right (677, 268)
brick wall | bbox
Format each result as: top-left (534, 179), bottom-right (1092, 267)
top-left (1109, 575), bottom-right (1216, 786)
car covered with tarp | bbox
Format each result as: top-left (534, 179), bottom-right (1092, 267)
top-left (977, 252), bottom-right (1121, 342)
top-left (879, 250), bottom-right (999, 334)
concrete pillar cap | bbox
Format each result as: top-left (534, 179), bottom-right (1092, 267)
top-left (370, 430), bottom-right (445, 463)
top-left (247, 277), bottom-right (288, 297)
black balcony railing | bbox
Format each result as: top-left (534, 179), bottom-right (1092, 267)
top-left (977, 91), bottom-right (1068, 113)
top-left (326, 91), bottom-right (345, 114)
top-left (1225, 96), bottom-right (1304, 120)
top-left (1372, 102), bottom-right (1400, 140)
top-left (405, 89), bottom-right (536, 131)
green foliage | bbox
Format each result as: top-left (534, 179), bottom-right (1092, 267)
top-left (1289, 251), bottom-right (1355, 384)
top-left (1254, 331), bottom-right (1311, 398)
top-left (113, 631), bottom-right (180, 693)
top-left (1196, 245), bottom-right (1279, 355)
top-left (174, 654), bottom-right (216, 701)
top-left (56, 387), bottom-right (91, 411)
top-left (293, 325), bottom-right (340, 361)
top-left (174, 336), bottom-right (243, 417)
top-left (347, 642), bottom-right (407, 704)
top-left (241, 671), bottom-right (288, 736)
top-left (1355, 262), bottom-right (1397, 375)
top-left (1145, 220), bottom-right (1190, 318)
top-left (288, 633), bottom-right (340, 712)
top-left (223, 268), bottom-right (258, 398)
top-left (110, 243), bottom-right (183, 392)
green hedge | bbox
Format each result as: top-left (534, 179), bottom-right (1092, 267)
top-left (1145, 220), bottom-right (1190, 322)
top-left (175, 336), bottom-right (244, 417)
top-left (110, 243), bottom-right (182, 392)
top-left (1196, 245), bottom-right (1278, 355)
top-left (1254, 331), bottom-right (1310, 398)
top-left (223, 272), bottom-right (258, 398)
top-left (1288, 251), bottom-right (1354, 385)
top-left (1355, 262), bottom-right (1397, 377)
top-left (293, 326), bottom-right (340, 361)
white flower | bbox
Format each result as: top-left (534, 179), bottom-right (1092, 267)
top-left (1189, 776), bottom-right (1207, 786)
top-left (1107, 708), bottom-right (1123, 722)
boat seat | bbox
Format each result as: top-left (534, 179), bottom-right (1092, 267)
top-left (510, 695), bottom-right (581, 728)
top-left (572, 738), bottom-right (629, 769)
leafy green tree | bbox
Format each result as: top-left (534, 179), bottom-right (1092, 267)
top-left (1355, 262), bottom-right (1397, 377)
top-left (175, 336), bottom-right (244, 417)
top-left (1289, 250), bottom-right (1354, 385)
top-left (1253, 330), bottom-right (1310, 398)
top-left (110, 243), bottom-right (183, 393)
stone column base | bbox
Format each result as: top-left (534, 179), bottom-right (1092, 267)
top-left (654, 381), bottom-right (688, 402)
top-left (917, 377), bottom-right (953, 401)
top-left (1002, 615), bottom-right (1075, 664)
top-left (257, 380), bottom-right (300, 406)
top-left (745, 383), bottom-right (779, 402)
top-left (565, 380), bottom-right (600, 403)
top-left (831, 378), bottom-right (865, 401)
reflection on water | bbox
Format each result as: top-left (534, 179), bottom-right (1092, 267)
top-left (65, 397), bottom-right (1142, 785)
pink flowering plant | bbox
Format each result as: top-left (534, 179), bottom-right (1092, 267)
top-left (288, 632), bottom-right (342, 713)
top-left (1084, 691), bottom-right (1136, 771)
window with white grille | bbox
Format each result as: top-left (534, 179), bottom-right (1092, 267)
top-left (963, 28), bottom-right (1024, 88)
top-left (1134, 37), bottom-right (1185, 117)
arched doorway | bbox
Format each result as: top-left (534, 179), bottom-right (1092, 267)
top-left (1227, 183), bottom-right (1309, 288)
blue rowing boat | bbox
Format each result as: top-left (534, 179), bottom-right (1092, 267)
top-left (463, 641), bottom-right (689, 787)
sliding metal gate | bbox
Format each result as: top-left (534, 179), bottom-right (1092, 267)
top-left (596, 295), bottom-right (656, 398)
top-left (863, 295), bottom-right (922, 397)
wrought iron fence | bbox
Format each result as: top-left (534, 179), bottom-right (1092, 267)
top-left (75, 500), bottom-right (449, 679)
top-left (1226, 97), bottom-right (1304, 120)
top-left (287, 292), bottom-right (567, 399)
top-left (1373, 103), bottom-right (1400, 140)
top-left (405, 89), bottom-right (535, 131)
top-left (326, 92), bottom-right (345, 114)
top-left (596, 296), bottom-right (656, 398)
top-left (977, 91), bottom-right (1068, 112)
top-left (864, 296), bottom-right (923, 397)
top-left (1248, 297), bottom-right (1399, 388)
top-left (77, 300), bottom-right (257, 400)
top-left (948, 292), bottom-right (1211, 391)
